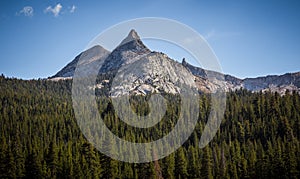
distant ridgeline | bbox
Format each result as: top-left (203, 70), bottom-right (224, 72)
top-left (0, 75), bottom-right (300, 178)
top-left (50, 30), bottom-right (300, 96)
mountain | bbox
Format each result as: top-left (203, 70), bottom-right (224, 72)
top-left (97, 29), bottom-right (197, 96)
top-left (182, 59), bottom-right (300, 95)
top-left (51, 45), bottom-right (110, 79)
top-left (99, 29), bottom-right (151, 73)
top-left (243, 72), bottom-right (300, 92)
top-left (51, 29), bottom-right (300, 95)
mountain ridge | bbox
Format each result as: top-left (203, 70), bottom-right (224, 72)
top-left (51, 30), bottom-right (300, 95)
top-left (52, 45), bottom-right (110, 78)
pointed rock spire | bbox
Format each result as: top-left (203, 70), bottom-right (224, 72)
top-left (119, 29), bottom-right (141, 46)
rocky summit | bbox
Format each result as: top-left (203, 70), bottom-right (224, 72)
top-left (51, 29), bottom-right (300, 96)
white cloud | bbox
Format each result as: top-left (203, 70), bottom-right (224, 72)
top-left (18, 6), bottom-right (34, 17)
top-left (70, 5), bottom-right (76, 13)
top-left (44, 3), bottom-right (62, 17)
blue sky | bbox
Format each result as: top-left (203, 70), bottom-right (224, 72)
top-left (0, 0), bottom-right (299, 79)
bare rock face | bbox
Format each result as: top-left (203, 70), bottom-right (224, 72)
top-left (52, 29), bottom-right (300, 95)
top-left (182, 59), bottom-right (300, 94)
top-left (243, 72), bottom-right (300, 92)
top-left (99, 29), bottom-right (151, 74)
top-left (51, 45), bottom-right (110, 78)
top-left (109, 52), bottom-right (197, 97)
top-left (119, 29), bottom-right (141, 46)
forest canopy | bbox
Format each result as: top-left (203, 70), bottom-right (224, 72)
top-left (0, 75), bottom-right (299, 178)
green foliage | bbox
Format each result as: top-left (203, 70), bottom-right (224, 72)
top-left (0, 76), bottom-right (300, 178)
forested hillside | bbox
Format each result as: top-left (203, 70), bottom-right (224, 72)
top-left (0, 75), bottom-right (299, 178)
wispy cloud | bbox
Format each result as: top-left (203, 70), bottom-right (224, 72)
top-left (203, 29), bottom-right (241, 41)
top-left (203, 29), bottom-right (216, 40)
top-left (44, 3), bottom-right (62, 17)
top-left (17, 6), bottom-right (34, 17)
top-left (70, 5), bottom-right (76, 13)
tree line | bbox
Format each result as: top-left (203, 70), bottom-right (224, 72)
top-left (0, 75), bottom-right (299, 178)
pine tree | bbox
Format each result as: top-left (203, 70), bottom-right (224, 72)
top-left (162, 153), bottom-right (175, 179)
top-left (101, 133), bottom-right (119, 178)
top-left (5, 145), bottom-right (17, 178)
top-left (25, 151), bottom-right (43, 178)
top-left (81, 142), bottom-right (102, 178)
top-left (0, 137), bottom-right (8, 178)
top-left (187, 146), bottom-right (200, 178)
top-left (201, 146), bottom-right (213, 179)
top-left (46, 141), bottom-right (59, 178)
top-left (175, 147), bottom-right (188, 178)
top-left (122, 163), bottom-right (134, 179)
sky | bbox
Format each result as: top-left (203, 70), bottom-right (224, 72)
top-left (0, 0), bottom-right (300, 79)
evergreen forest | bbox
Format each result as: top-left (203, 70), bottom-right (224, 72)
top-left (0, 75), bottom-right (299, 178)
